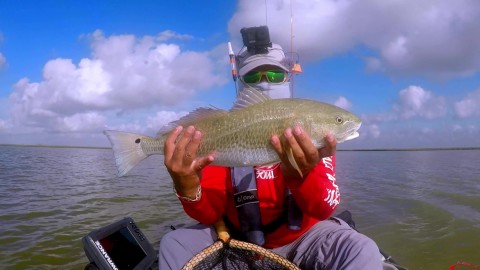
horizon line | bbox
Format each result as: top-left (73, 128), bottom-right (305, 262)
top-left (1, 144), bottom-right (479, 152)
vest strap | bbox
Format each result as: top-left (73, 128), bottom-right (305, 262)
top-left (287, 189), bottom-right (302, 230)
top-left (231, 167), bottom-right (265, 246)
top-left (230, 166), bottom-right (303, 245)
top-left (223, 211), bottom-right (288, 241)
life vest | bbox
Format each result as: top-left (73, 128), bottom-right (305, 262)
top-left (230, 166), bottom-right (302, 246)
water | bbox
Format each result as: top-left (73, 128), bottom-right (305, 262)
top-left (0, 146), bottom-right (479, 269)
top-left (334, 150), bottom-right (480, 269)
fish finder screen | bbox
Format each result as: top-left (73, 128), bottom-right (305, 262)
top-left (99, 226), bottom-right (146, 269)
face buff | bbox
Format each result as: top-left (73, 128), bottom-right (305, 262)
top-left (240, 81), bottom-right (292, 99)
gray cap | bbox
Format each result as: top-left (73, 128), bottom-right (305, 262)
top-left (236, 43), bottom-right (289, 76)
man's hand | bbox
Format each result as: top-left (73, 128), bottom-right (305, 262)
top-left (270, 126), bottom-right (337, 179)
top-left (164, 125), bottom-right (214, 199)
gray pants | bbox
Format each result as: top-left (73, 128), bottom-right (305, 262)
top-left (159, 218), bottom-right (383, 270)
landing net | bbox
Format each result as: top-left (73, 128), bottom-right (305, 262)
top-left (182, 220), bottom-right (300, 270)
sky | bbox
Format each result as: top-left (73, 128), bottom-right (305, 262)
top-left (1, 0), bottom-right (480, 149)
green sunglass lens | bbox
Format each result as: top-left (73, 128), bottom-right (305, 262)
top-left (266, 71), bottom-right (285, 83)
top-left (243, 72), bottom-right (262, 83)
top-left (243, 71), bottom-right (285, 83)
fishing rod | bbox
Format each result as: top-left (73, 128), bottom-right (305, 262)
top-left (227, 42), bottom-right (239, 96)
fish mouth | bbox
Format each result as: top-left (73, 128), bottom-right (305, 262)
top-left (337, 121), bottom-right (362, 143)
top-left (344, 131), bottom-right (359, 141)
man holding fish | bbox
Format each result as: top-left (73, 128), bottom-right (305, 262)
top-left (155, 28), bottom-right (383, 269)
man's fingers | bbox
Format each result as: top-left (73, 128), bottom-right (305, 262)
top-left (319, 133), bottom-right (337, 158)
top-left (292, 126), bottom-right (318, 162)
top-left (164, 126), bottom-right (183, 163)
top-left (173, 125), bottom-right (195, 162)
top-left (184, 130), bottom-right (202, 161)
top-left (284, 128), bottom-right (306, 165)
top-left (270, 134), bottom-right (284, 156)
top-left (195, 155), bottom-right (215, 171)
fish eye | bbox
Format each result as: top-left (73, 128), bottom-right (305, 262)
top-left (336, 116), bottom-right (343, 124)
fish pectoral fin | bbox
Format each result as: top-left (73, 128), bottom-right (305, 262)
top-left (286, 148), bottom-right (303, 178)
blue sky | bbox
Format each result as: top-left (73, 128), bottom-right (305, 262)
top-left (1, 0), bottom-right (479, 149)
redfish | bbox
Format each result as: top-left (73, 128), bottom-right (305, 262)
top-left (104, 88), bottom-right (361, 176)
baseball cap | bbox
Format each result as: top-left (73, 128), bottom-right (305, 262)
top-left (236, 43), bottom-right (290, 76)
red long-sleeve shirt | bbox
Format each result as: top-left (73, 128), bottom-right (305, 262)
top-left (178, 156), bottom-right (339, 248)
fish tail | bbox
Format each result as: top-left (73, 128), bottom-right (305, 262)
top-left (103, 130), bottom-right (152, 177)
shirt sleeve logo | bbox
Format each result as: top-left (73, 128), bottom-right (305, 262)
top-left (255, 164), bottom-right (280, 180)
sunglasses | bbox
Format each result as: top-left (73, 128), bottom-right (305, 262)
top-left (242, 70), bottom-right (287, 84)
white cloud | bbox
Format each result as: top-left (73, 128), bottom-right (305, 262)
top-left (362, 123), bottom-right (381, 139)
top-left (0, 119), bottom-right (6, 131)
top-left (157, 30), bottom-right (193, 42)
top-left (360, 112), bottom-right (395, 125)
top-left (7, 30), bottom-right (228, 134)
top-left (452, 124), bottom-right (477, 134)
top-left (346, 84), bottom-right (480, 149)
top-left (334, 96), bottom-right (352, 111)
top-left (229, 0), bottom-right (480, 78)
top-left (359, 86), bottom-right (447, 126)
top-left (454, 88), bottom-right (480, 118)
top-left (145, 110), bottom-right (188, 134)
top-left (393, 85), bottom-right (447, 119)
top-left (0, 32), bottom-right (5, 69)
top-left (56, 112), bottom-right (107, 133)
top-left (365, 57), bottom-right (384, 73)
top-left (0, 52), bottom-right (5, 69)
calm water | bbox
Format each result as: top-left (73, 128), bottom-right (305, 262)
top-left (0, 146), bottom-right (479, 269)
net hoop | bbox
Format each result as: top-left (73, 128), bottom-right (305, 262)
top-left (182, 220), bottom-right (300, 270)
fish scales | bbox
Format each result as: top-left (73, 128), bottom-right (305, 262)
top-left (185, 100), bottom-right (300, 166)
top-left (152, 99), bottom-right (338, 166)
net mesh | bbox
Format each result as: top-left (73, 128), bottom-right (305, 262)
top-left (182, 238), bottom-right (300, 270)
top-left (182, 220), bottom-right (300, 270)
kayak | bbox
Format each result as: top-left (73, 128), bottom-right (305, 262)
top-left (82, 210), bottom-right (409, 270)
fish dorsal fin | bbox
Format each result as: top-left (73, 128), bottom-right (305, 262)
top-left (232, 86), bottom-right (271, 111)
top-left (157, 107), bottom-right (228, 136)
